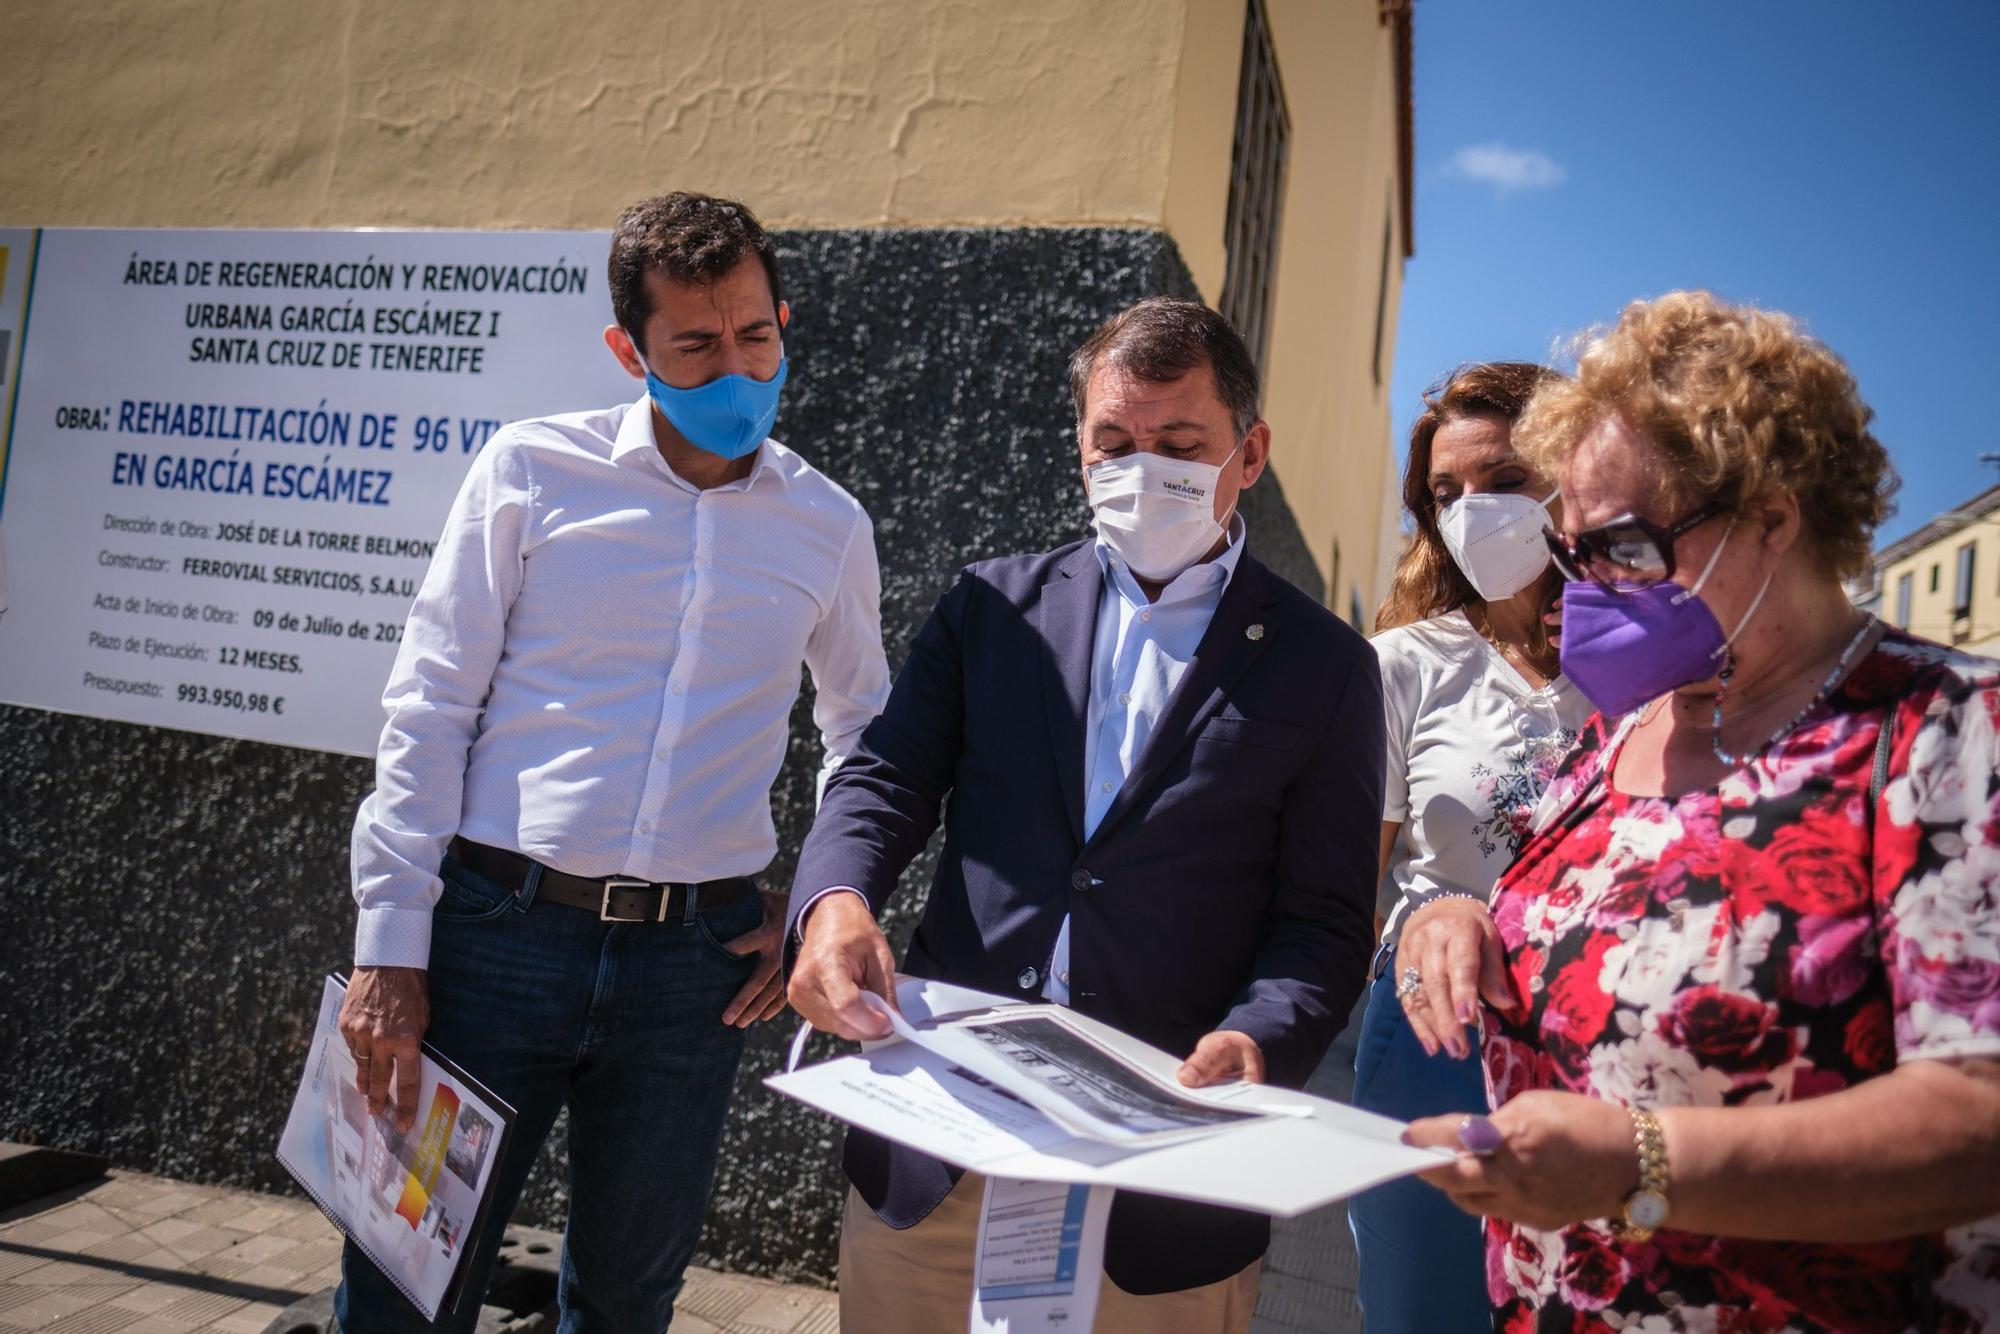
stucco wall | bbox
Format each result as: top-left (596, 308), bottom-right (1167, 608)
top-left (3, 0), bottom-right (1406, 618)
top-left (0, 0), bottom-right (1198, 231)
top-left (1257, 0), bottom-right (1406, 621)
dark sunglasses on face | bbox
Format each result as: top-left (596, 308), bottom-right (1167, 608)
top-left (1542, 500), bottom-right (1727, 592)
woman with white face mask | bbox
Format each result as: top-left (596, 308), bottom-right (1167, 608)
top-left (1348, 362), bottom-right (1592, 1333)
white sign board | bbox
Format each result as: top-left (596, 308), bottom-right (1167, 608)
top-left (0, 228), bottom-right (634, 755)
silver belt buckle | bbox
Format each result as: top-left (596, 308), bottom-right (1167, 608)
top-left (599, 877), bottom-right (658, 923)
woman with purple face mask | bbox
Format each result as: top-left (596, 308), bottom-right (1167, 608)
top-left (1401, 292), bottom-right (2000, 1333)
top-left (1350, 362), bottom-right (1594, 1333)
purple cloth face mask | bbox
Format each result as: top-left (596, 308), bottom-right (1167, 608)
top-left (1558, 521), bottom-right (1769, 719)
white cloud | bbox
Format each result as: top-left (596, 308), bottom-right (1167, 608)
top-left (1441, 143), bottom-right (1567, 197)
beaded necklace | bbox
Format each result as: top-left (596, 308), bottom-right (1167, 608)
top-left (1710, 615), bottom-right (1877, 767)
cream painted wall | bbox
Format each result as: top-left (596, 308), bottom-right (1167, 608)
top-left (1882, 523), bottom-right (2000, 654)
top-left (3, 0), bottom-right (1405, 610)
top-left (1255, 0), bottom-right (1404, 617)
top-left (1163, 0), bottom-right (1250, 304)
top-left (0, 0), bottom-right (1194, 229)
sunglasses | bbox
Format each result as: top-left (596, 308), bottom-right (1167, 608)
top-left (1542, 501), bottom-right (1726, 592)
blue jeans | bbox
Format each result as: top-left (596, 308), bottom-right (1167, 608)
top-left (335, 853), bottom-right (764, 1333)
top-left (1346, 948), bottom-right (1492, 1334)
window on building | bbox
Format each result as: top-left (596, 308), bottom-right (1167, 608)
top-left (1955, 542), bottom-right (1977, 619)
top-left (1219, 0), bottom-right (1290, 375)
top-left (1895, 571), bottom-right (1913, 628)
top-left (1931, 563), bottom-right (1941, 593)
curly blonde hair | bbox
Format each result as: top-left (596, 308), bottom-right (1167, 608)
top-left (1514, 291), bottom-right (1898, 578)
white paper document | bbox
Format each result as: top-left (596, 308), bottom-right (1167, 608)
top-left (275, 976), bottom-right (516, 1322)
top-left (766, 978), bottom-right (1452, 1221)
top-left (970, 1177), bottom-right (1113, 1333)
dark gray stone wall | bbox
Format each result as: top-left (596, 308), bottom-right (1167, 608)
top-left (0, 226), bottom-right (1324, 1286)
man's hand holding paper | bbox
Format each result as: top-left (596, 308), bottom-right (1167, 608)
top-left (789, 889), bottom-right (899, 1041)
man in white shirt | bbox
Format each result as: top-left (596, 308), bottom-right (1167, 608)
top-left (335, 193), bottom-right (890, 1333)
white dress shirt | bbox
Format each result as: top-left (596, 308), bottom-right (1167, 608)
top-left (351, 397), bottom-right (891, 968)
top-left (1041, 515), bottom-right (1245, 1003)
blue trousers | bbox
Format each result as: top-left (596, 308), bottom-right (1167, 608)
top-left (1347, 951), bottom-right (1492, 1334)
top-left (334, 853), bottom-right (763, 1333)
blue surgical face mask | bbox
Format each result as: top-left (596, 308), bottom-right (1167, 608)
top-left (642, 348), bottom-right (788, 461)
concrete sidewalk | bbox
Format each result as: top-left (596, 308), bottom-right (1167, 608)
top-left (0, 1171), bottom-right (835, 1333)
top-left (0, 1006), bottom-right (1370, 1334)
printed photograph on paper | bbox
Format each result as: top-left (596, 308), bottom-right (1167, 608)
top-left (946, 1010), bottom-right (1268, 1138)
top-left (444, 1105), bottom-right (496, 1189)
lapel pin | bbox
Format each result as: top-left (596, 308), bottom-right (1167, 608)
top-left (1246, 623), bottom-right (1265, 641)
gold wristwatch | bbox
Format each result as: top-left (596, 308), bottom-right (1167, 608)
top-left (1612, 1109), bottom-right (1671, 1241)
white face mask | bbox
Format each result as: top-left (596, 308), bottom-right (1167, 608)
top-left (1085, 447), bottom-right (1239, 582)
top-left (1438, 489), bottom-right (1560, 602)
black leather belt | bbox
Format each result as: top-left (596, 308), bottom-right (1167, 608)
top-left (447, 837), bottom-right (755, 923)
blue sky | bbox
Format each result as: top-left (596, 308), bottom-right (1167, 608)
top-left (1391, 0), bottom-right (2000, 547)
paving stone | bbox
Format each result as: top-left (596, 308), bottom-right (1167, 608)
top-left (74, 1187), bottom-right (162, 1216)
top-left (679, 1271), bottom-right (758, 1323)
top-left (0, 1255), bottom-right (49, 1284)
top-left (733, 1285), bottom-right (837, 1332)
top-left (147, 1229), bottom-right (232, 1263)
top-left (0, 1171), bottom-right (952, 1334)
top-left (151, 1290), bottom-right (246, 1326)
top-left (113, 1196), bottom-right (199, 1224)
top-left (264, 1236), bottom-right (340, 1276)
top-left (127, 1223), bottom-right (196, 1252)
top-left (101, 1291), bottom-right (176, 1318)
top-left (226, 1206), bottom-right (301, 1239)
top-left (792, 1308), bottom-right (840, 1334)
top-left (181, 1255), bottom-right (254, 1284)
top-left (0, 1225), bottom-right (64, 1249)
top-left (34, 1284), bottom-right (137, 1310)
top-left (219, 1234), bottom-right (300, 1268)
top-left (273, 1212), bottom-right (334, 1243)
top-left (209, 1307), bottom-right (283, 1334)
top-left (174, 1199), bottom-right (254, 1230)
top-left (14, 1265), bottom-right (102, 1291)
top-left (29, 1208), bottom-right (126, 1241)
top-left (225, 1265), bottom-right (311, 1295)
top-left (38, 1307), bottom-right (140, 1333)
top-left (0, 1288), bottom-right (97, 1329)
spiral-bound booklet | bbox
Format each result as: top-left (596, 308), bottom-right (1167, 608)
top-left (275, 974), bottom-right (516, 1321)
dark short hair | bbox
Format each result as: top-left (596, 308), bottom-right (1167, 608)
top-left (1067, 297), bottom-right (1262, 437)
top-left (609, 193), bottom-right (783, 350)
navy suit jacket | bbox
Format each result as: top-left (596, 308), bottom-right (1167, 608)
top-left (787, 537), bottom-right (1385, 1295)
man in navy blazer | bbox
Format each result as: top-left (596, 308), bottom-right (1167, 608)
top-left (786, 297), bottom-right (1385, 1332)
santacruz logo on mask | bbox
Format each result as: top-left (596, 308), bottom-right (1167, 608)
top-left (1085, 446), bottom-right (1240, 583)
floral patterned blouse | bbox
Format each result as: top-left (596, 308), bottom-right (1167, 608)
top-left (1483, 629), bottom-right (2000, 1332)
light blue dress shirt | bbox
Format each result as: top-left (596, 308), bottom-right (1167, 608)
top-left (1043, 515), bottom-right (1246, 1004)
